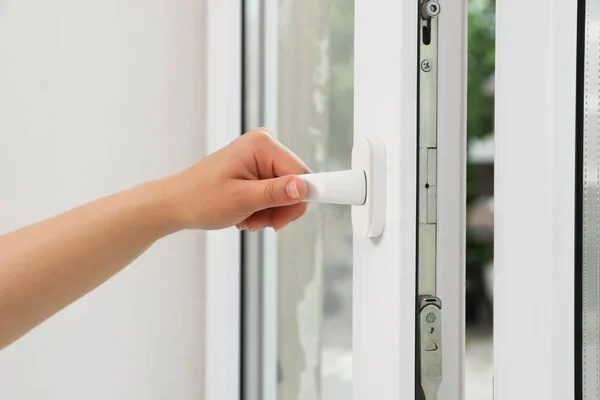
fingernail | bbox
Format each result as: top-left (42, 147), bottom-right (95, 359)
top-left (286, 180), bottom-right (300, 199)
top-left (237, 223), bottom-right (248, 230)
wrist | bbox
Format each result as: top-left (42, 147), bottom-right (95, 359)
top-left (138, 178), bottom-right (186, 236)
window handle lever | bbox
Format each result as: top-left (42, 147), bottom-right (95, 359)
top-left (303, 170), bottom-right (366, 205)
top-left (300, 136), bottom-right (386, 238)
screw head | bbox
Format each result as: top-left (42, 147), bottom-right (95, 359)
top-left (423, 1), bottom-right (441, 18)
top-left (421, 59), bottom-right (432, 72)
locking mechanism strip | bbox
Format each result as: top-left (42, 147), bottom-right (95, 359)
top-left (419, 0), bottom-right (439, 297)
top-left (417, 1), bottom-right (442, 400)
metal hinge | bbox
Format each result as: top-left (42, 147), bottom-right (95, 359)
top-left (418, 297), bottom-right (443, 400)
top-left (418, 1), bottom-right (442, 399)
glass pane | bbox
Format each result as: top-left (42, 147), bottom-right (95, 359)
top-left (275, 1), bottom-right (354, 399)
top-left (465, 0), bottom-right (495, 399)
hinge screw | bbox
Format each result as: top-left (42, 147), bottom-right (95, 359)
top-left (421, 1), bottom-right (441, 19)
top-left (421, 59), bottom-right (432, 72)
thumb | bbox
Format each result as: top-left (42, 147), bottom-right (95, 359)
top-left (247, 175), bottom-right (308, 211)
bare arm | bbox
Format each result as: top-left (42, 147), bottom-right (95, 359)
top-left (0, 129), bottom-right (309, 349)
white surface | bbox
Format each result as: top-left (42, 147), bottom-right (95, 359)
top-left (351, 136), bottom-right (387, 238)
top-left (0, 1), bottom-right (207, 399)
top-left (354, 1), bottom-right (466, 397)
top-left (303, 136), bottom-right (387, 237)
top-left (204, 0), bottom-right (242, 400)
top-left (353, 0), bottom-right (418, 398)
top-left (494, 0), bottom-right (576, 399)
top-left (304, 170), bottom-right (366, 205)
top-left (437, 1), bottom-right (467, 398)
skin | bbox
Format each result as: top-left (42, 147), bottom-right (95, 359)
top-left (0, 128), bottom-right (310, 350)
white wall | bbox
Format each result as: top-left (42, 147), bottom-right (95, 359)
top-left (0, 1), bottom-right (207, 398)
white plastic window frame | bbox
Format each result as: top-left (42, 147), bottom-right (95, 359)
top-left (494, 0), bottom-right (577, 399)
top-left (353, 0), bottom-right (466, 399)
top-left (203, 0), bottom-right (243, 399)
top-left (202, 0), bottom-right (467, 399)
top-left (242, 0), bottom-right (279, 398)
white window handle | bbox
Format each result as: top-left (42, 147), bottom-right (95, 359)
top-left (303, 170), bottom-right (366, 205)
top-left (301, 136), bottom-right (386, 238)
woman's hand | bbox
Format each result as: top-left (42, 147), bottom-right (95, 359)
top-left (0, 127), bottom-right (311, 349)
top-left (164, 128), bottom-right (311, 231)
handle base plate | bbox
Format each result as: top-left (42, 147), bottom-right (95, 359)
top-left (351, 136), bottom-right (386, 238)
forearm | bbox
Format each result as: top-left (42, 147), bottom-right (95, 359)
top-left (0, 180), bottom-right (178, 349)
top-left (0, 129), bottom-right (309, 350)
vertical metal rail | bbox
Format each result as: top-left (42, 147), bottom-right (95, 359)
top-left (582, 0), bottom-right (600, 397)
top-left (242, 1), bottom-right (267, 399)
top-left (417, 1), bottom-right (442, 399)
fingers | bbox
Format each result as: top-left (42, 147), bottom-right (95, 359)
top-left (236, 208), bottom-right (274, 231)
top-left (236, 203), bottom-right (308, 231)
top-left (230, 128), bottom-right (312, 232)
top-left (244, 175), bottom-right (308, 212)
top-left (270, 203), bottom-right (307, 230)
top-left (243, 128), bottom-right (312, 178)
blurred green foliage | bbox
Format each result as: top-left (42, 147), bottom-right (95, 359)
top-left (467, 0), bottom-right (495, 200)
top-left (466, 0), bottom-right (495, 300)
top-left (467, 3), bottom-right (495, 136)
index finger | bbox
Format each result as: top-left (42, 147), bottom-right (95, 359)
top-left (248, 129), bottom-right (312, 178)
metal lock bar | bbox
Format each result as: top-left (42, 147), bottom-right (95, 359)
top-left (417, 1), bottom-right (442, 399)
top-left (418, 297), bottom-right (443, 400)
